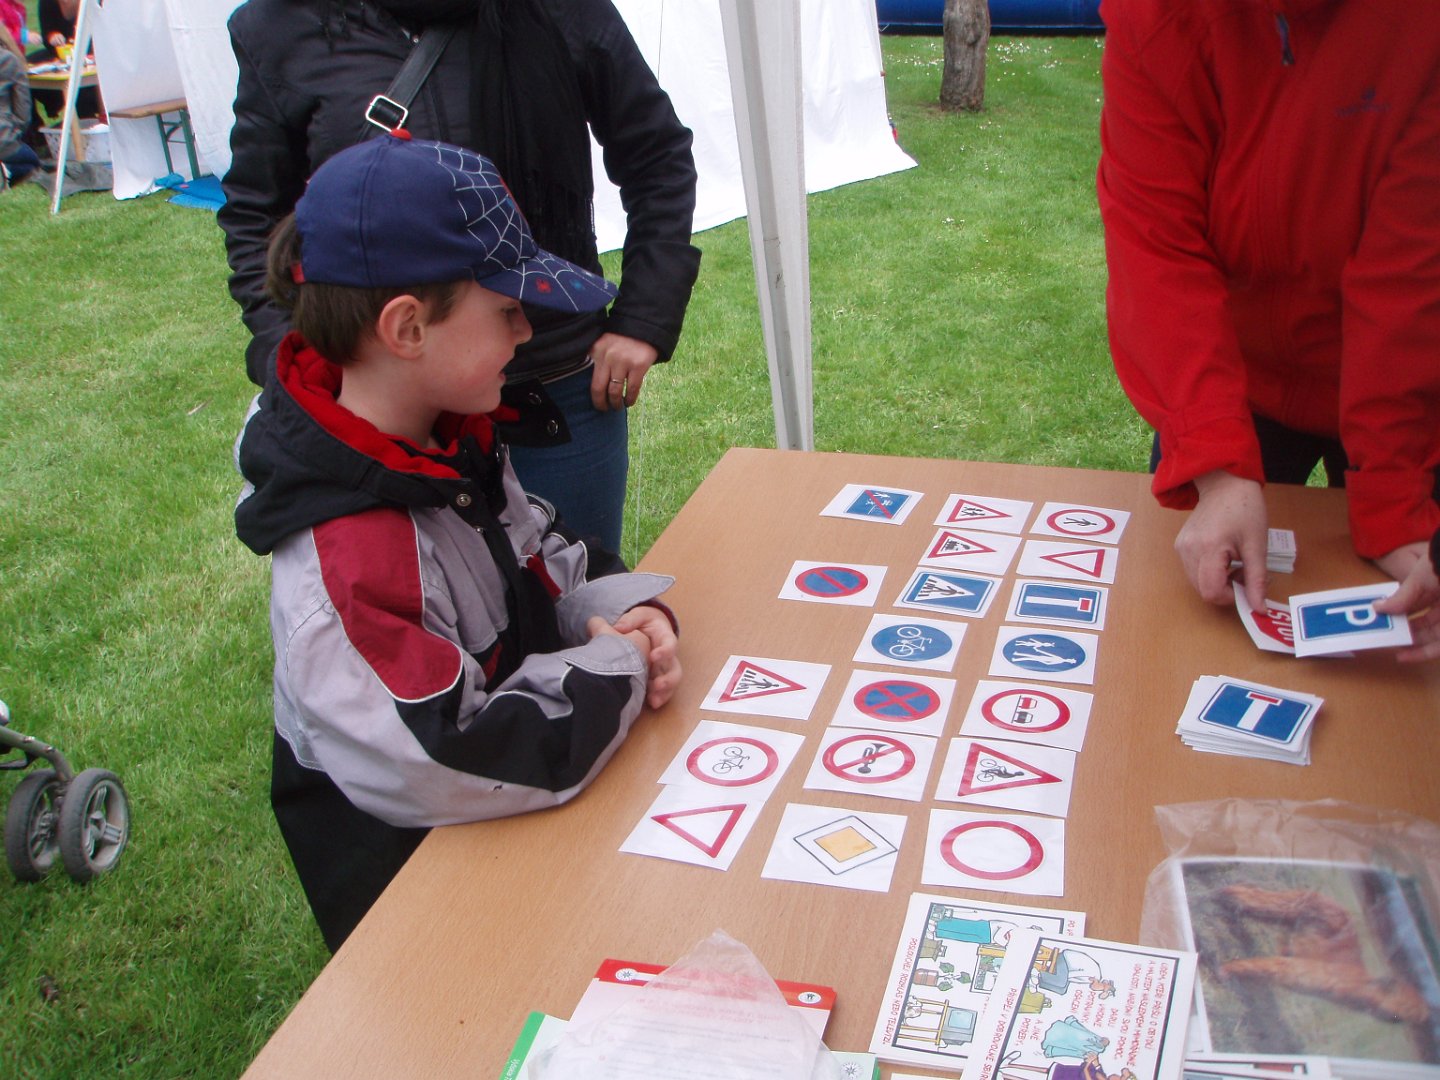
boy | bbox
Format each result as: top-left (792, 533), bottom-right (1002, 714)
top-left (234, 133), bottom-right (680, 951)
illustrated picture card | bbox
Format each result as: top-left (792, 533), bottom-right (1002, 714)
top-left (657, 719), bottom-right (806, 799)
top-left (933, 736), bottom-right (1078, 818)
top-left (893, 568), bottom-right (1003, 619)
top-left (619, 787), bottom-right (764, 871)
top-left (1027, 501), bottom-right (1132, 545)
top-left (988, 626), bottom-right (1100, 686)
top-left (1289, 583), bottom-right (1411, 657)
top-left (760, 802), bottom-right (907, 893)
top-left (917, 527), bottom-right (1023, 577)
top-left (922, 808), bottom-right (1065, 896)
top-left (831, 669), bottom-right (957, 738)
top-left (1005, 578), bottom-right (1110, 631)
top-left (802, 727), bottom-right (938, 802)
top-left (855, 613), bottom-right (968, 673)
top-left (959, 680), bottom-right (1094, 753)
top-left (778, 560), bottom-right (888, 607)
top-left (869, 892), bottom-right (1085, 1073)
top-left (821, 483), bottom-right (924, 525)
top-left (1016, 539), bottom-right (1120, 585)
top-left (700, 654), bottom-right (831, 720)
top-left (934, 493), bottom-right (1034, 534)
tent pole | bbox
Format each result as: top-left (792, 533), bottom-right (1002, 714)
top-left (49, 0), bottom-right (97, 214)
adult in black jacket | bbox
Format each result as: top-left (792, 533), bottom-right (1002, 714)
top-left (219, 0), bottom-right (701, 550)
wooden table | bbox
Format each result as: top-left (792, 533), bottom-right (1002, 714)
top-left (244, 448), bottom-right (1440, 1078)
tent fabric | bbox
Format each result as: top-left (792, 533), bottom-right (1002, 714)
top-left (83, 0), bottom-right (914, 245)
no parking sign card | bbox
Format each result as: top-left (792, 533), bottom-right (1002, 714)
top-left (658, 720), bottom-right (806, 800)
top-left (802, 727), bottom-right (937, 802)
top-left (620, 786), bottom-right (764, 870)
top-left (778, 560), bottom-right (887, 607)
top-left (761, 803), bottom-right (907, 892)
top-left (921, 808), bottom-right (1065, 896)
top-left (854, 613), bottom-right (968, 672)
top-left (933, 736), bottom-right (1077, 817)
top-left (959, 680), bottom-right (1093, 752)
top-left (933, 493), bottom-right (1032, 534)
top-left (893, 568), bottom-right (1001, 619)
top-left (1015, 539), bottom-right (1119, 584)
top-left (821, 483), bottom-right (923, 526)
top-left (701, 655), bottom-right (831, 720)
top-left (831, 669), bottom-right (956, 737)
top-left (1027, 501), bottom-right (1131, 545)
top-left (988, 626), bottom-right (1099, 686)
top-left (917, 527), bottom-right (1022, 577)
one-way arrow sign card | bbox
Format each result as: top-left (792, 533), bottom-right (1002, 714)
top-left (934, 736), bottom-right (1077, 817)
top-left (701, 655), bottom-right (831, 720)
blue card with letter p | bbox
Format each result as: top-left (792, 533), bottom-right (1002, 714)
top-left (1290, 583), bottom-right (1410, 657)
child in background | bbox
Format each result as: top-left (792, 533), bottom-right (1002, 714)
top-left (234, 133), bottom-right (680, 951)
top-left (0, 24), bottom-right (39, 188)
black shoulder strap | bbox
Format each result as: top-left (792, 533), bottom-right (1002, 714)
top-left (360, 23), bottom-right (461, 138)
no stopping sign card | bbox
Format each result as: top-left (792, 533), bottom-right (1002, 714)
top-left (778, 560), bottom-right (887, 607)
top-left (821, 484), bottom-right (923, 525)
top-left (922, 808), bottom-right (1065, 896)
top-left (959, 680), bottom-right (1093, 752)
top-left (831, 669), bottom-right (956, 737)
top-left (988, 627), bottom-right (1099, 686)
top-left (802, 728), bottom-right (937, 802)
top-left (855, 613), bottom-right (968, 672)
top-left (1027, 501), bottom-right (1131, 545)
top-left (934, 493), bottom-right (1032, 533)
top-left (933, 736), bottom-right (1077, 817)
top-left (701, 655), bottom-right (831, 720)
top-left (658, 720), bottom-right (806, 799)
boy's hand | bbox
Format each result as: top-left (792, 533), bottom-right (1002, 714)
top-left (1374, 540), bottom-right (1439, 662)
top-left (590, 333), bottom-right (658, 411)
top-left (592, 605), bottom-right (681, 709)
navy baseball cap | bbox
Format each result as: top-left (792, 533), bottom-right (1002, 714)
top-left (293, 133), bottom-right (617, 313)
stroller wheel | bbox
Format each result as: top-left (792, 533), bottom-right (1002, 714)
top-left (59, 768), bottom-right (130, 883)
top-left (5, 769), bottom-right (61, 881)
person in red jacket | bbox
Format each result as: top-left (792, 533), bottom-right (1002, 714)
top-left (1096, 0), bottom-right (1440, 616)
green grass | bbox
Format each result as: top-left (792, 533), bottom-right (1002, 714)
top-left (0, 35), bottom-right (1141, 1078)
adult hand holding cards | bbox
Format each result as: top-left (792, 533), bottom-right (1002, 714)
top-left (1234, 581), bottom-right (1412, 658)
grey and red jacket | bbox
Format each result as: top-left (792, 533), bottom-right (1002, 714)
top-left (235, 335), bottom-right (673, 947)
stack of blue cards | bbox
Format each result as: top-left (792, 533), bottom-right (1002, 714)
top-left (1174, 675), bottom-right (1323, 765)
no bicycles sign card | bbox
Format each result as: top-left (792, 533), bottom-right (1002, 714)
top-left (658, 719), bottom-right (805, 800)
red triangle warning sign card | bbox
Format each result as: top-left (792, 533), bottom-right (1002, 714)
top-left (957, 742), bottom-right (1062, 795)
top-left (652, 804), bottom-right (747, 858)
top-left (721, 661), bottom-right (805, 702)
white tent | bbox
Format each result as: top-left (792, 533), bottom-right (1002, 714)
top-left (58, 0), bottom-right (915, 446)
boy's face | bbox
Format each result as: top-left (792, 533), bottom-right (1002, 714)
top-left (421, 281), bottom-right (532, 415)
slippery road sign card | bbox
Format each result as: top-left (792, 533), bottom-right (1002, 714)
top-left (701, 655), bottom-right (831, 720)
top-left (855, 613), bottom-right (968, 672)
top-left (1027, 501), bottom-right (1131, 545)
top-left (894, 568), bottom-right (1001, 619)
top-left (821, 483), bottom-right (923, 525)
top-left (1015, 539), bottom-right (1119, 584)
top-left (988, 627), bottom-right (1100, 686)
top-left (959, 680), bottom-right (1094, 753)
top-left (922, 808), bottom-right (1065, 896)
top-left (620, 787), bottom-right (764, 871)
top-left (1289, 583), bottom-right (1411, 657)
top-left (802, 727), bottom-right (938, 802)
top-left (761, 803), bottom-right (907, 893)
top-left (778, 560), bottom-right (888, 607)
top-left (658, 720), bottom-right (806, 800)
top-left (831, 670), bottom-right (957, 738)
top-left (933, 736), bottom-right (1077, 818)
top-left (934, 493), bottom-right (1033, 534)
top-left (917, 527), bottom-right (1022, 577)
top-left (1005, 579), bottom-right (1109, 631)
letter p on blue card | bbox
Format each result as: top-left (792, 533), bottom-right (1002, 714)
top-left (1290, 583), bottom-right (1410, 657)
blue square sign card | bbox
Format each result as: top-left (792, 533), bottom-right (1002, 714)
top-left (1289, 583), bottom-right (1410, 658)
top-left (1175, 675), bottom-right (1323, 764)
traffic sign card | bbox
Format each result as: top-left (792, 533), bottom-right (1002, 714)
top-left (701, 655), bottom-right (831, 720)
top-left (658, 719), bottom-right (806, 799)
top-left (1015, 539), bottom-right (1119, 584)
top-left (821, 483), bottom-right (924, 525)
top-left (1004, 579), bottom-right (1109, 630)
top-left (854, 613), bottom-right (968, 672)
top-left (1232, 582), bottom-right (1297, 654)
top-left (1289, 583), bottom-right (1410, 657)
top-left (761, 803), bottom-right (907, 893)
top-left (831, 669), bottom-right (957, 738)
top-left (933, 493), bottom-right (1032, 534)
top-left (778, 560), bottom-right (887, 607)
top-left (921, 808), bottom-right (1064, 896)
top-left (1027, 501), bottom-right (1131, 545)
top-left (1175, 675), bottom-right (1323, 764)
top-left (933, 736), bottom-right (1077, 818)
top-left (893, 568), bottom-right (1001, 619)
top-left (959, 680), bottom-right (1094, 753)
top-left (988, 627), bottom-right (1099, 686)
top-left (802, 727), bottom-right (938, 802)
top-left (619, 787), bottom-right (764, 870)
top-left (916, 527), bottom-right (1022, 576)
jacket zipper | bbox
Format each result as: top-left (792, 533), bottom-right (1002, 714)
top-left (1275, 13), bottom-right (1295, 66)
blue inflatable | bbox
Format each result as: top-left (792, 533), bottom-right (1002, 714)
top-left (877, 0), bottom-right (1103, 34)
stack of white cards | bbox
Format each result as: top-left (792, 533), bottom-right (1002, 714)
top-left (1175, 675), bottom-right (1323, 765)
top-left (1266, 528), bottom-right (1297, 573)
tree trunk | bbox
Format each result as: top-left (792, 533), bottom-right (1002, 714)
top-left (940, 0), bottom-right (991, 112)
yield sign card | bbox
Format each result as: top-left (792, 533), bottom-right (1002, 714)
top-left (761, 802), bottom-right (907, 893)
top-left (802, 727), bottom-right (938, 802)
top-left (922, 809), bottom-right (1065, 896)
top-left (959, 680), bottom-right (1094, 753)
top-left (988, 626), bottom-right (1100, 686)
top-left (1027, 501), bottom-right (1131, 545)
top-left (821, 483), bottom-right (924, 525)
top-left (658, 719), bottom-right (805, 800)
top-left (619, 787), bottom-right (764, 871)
top-left (855, 613), bottom-right (968, 672)
top-left (701, 655), bottom-right (831, 720)
top-left (1016, 539), bottom-right (1119, 584)
top-left (960, 930), bottom-right (1196, 1080)
top-left (934, 493), bottom-right (1033, 534)
top-left (831, 669), bottom-right (957, 738)
top-left (778, 560), bottom-right (887, 607)
top-left (1289, 583), bottom-right (1411, 657)
top-left (917, 527), bottom-right (1022, 576)
top-left (933, 736), bottom-right (1078, 817)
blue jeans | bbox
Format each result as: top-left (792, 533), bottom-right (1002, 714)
top-left (3, 144), bottom-right (40, 185)
top-left (506, 366), bottom-right (629, 553)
